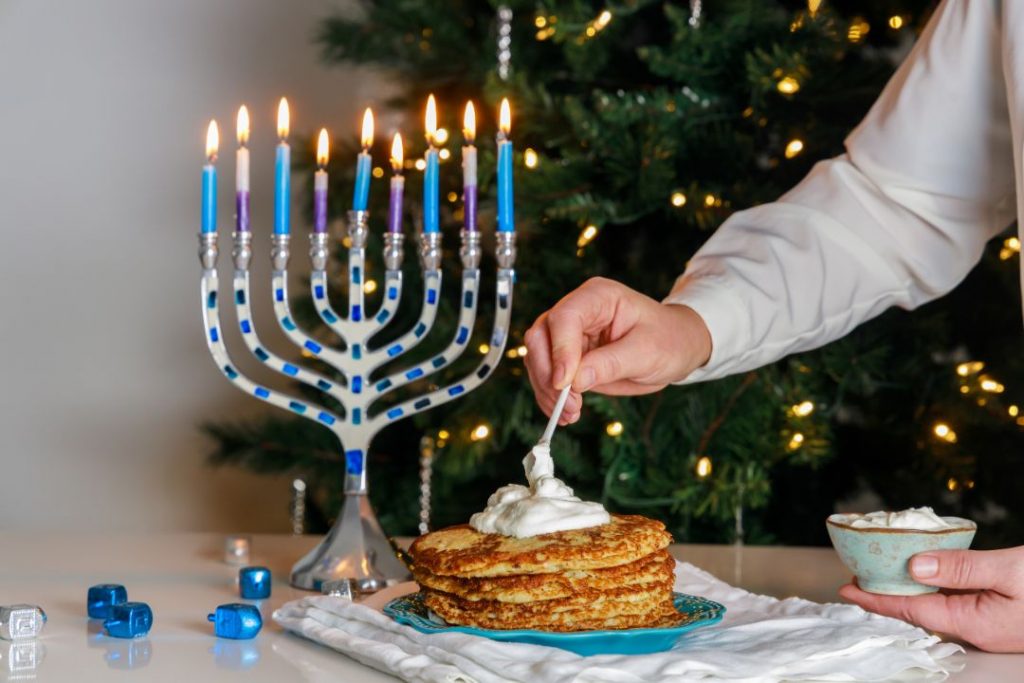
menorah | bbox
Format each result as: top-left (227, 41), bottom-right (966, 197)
top-left (198, 212), bottom-right (516, 590)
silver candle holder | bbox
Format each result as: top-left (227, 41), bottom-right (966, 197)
top-left (199, 212), bottom-right (516, 590)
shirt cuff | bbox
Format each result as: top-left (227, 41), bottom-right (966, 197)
top-left (662, 274), bottom-right (751, 384)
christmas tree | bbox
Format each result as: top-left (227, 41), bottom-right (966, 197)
top-left (204, 0), bottom-right (1024, 547)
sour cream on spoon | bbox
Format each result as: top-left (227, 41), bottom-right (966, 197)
top-left (469, 386), bottom-right (611, 538)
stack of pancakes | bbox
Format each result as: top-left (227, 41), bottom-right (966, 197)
top-left (409, 514), bottom-right (682, 632)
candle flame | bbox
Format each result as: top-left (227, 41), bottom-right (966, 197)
top-left (236, 105), bottom-right (250, 146)
top-left (317, 128), bottom-right (329, 167)
top-left (463, 101), bottom-right (476, 143)
top-left (206, 119), bottom-right (219, 160)
top-left (390, 133), bottom-right (403, 171)
top-left (277, 97), bottom-right (290, 139)
top-left (499, 98), bottom-right (511, 135)
top-left (425, 94), bottom-right (437, 145)
top-left (361, 108), bottom-right (374, 149)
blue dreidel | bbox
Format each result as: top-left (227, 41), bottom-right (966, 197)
top-left (238, 566), bottom-right (271, 599)
top-left (103, 602), bottom-right (153, 639)
top-left (88, 584), bottom-right (128, 619)
top-left (208, 603), bottom-right (262, 640)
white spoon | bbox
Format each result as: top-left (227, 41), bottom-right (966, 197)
top-left (538, 385), bottom-right (573, 445)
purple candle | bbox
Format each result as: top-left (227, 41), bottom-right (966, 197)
top-left (462, 102), bottom-right (477, 232)
top-left (388, 133), bottom-right (404, 233)
top-left (313, 128), bottom-right (329, 233)
top-left (235, 105), bottom-right (250, 232)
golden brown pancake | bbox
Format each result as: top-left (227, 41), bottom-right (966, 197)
top-left (410, 514), bottom-right (671, 578)
top-left (414, 549), bottom-right (674, 604)
top-left (424, 588), bottom-right (684, 632)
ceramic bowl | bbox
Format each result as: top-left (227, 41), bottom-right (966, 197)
top-left (826, 514), bottom-right (976, 595)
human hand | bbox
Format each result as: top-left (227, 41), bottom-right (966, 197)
top-left (523, 277), bottom-right (712, 424)
top-left (839, 546), bottom-right (1024, 653)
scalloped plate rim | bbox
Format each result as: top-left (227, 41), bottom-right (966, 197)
top-left (383, 591), bottom-right (725, 653)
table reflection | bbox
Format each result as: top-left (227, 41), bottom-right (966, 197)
top-left (85, 620), bottom-right (152, 670)
top-left (211, 639), bottom-right (261, 670)
top-left (4, 640), bottom-right (45, 680)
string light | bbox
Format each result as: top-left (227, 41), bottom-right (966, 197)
top-left (470, 423), bottom-right (491, 441)
top-left (704, 194), bottom-right (716, 207)
top-left (957, 361), bottom-right (984, 377)
top-left (1010, 405), bottom-right (1019, 417)
top-left (372, 166), bottom-right (384, 178)
top-left (933, 422), bottom-right (957, 443)
top-left (980, 376), bottom-right (1005, 393)
top-left (787, 432), bottom-right (805, 451)
top-left (535, 15), bottom-right (547, 28)
top-left (363, 279), bottom-right (378, 294)
top-left (696, 456), bottom-right (713, 479)
top-left (438, 429), bottom-right (450, 440)
top-left (516, 345), bottom-right (528, 356)
top-left (584, 9), bottom-right (612, 38)
top-left (671, 191), bottom-right (687, 207)
top-left (946, 477), bottom-right (959, 492)
top-left (577, 224), bottom-right (598, 247)
top-left (447, 191), bottom-right (458, 202)
top-left (888, 15), bottom-right (904, 30)
top-left (606, 421), bottom-right (624, 437)
top-left (791, 400), bottom-right (814, 417)
top-left (848, 18), bottom-right (870, 43)
top-left (433, 128), bottom-right (449, 145)
top-left (1000, 236), bottom-right (1020, 260)
top-left (506, 348), bottom-right (519, 359)
top-left (414, 159), bottom-right (426, 171)
top-left (777, 76), bottom-right (800, 95)
top-left (524, 148), bottom-right (539, 168)
top-left (964, 479), bottom-right (976, 490)
top-left (478, 343), bottom-right (490, 354)
top-left (784, 139), bottom-right (804, 159)
top-left (536, 26), bottom-right (556, 40)
top-left (439, 148), bottom-right (451, 160)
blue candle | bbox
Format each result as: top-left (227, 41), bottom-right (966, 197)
top-left (274, 98), bottom-right (291, 235)
top-left (201, 120), bottom-right (218, 234)
top-left (352, 108), bottom-right (374, 211)
top-left (423, 147), bottom-right (439, 233)
top-left (423, 95), bottom-right (440, 234)
top-left (496, 98), bottom-right (514, 233)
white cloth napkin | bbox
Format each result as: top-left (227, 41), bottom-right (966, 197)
top-left (273, 562), bottom-right (964, 683)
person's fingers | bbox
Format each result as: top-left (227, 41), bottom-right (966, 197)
top-left (909, 549), bottom-right (1024, 596)
top-left (546, 280), bottom-right (619, 389)
top-left (838, 582), bottom-right (968, 637)
top-left (574, 335), bottom-right (652, 393)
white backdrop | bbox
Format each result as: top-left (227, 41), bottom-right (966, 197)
top-left (0, 0), bottom-right (384, 531)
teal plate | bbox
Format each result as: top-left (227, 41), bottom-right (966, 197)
top-left (383, 592), bottom-right (725, 656)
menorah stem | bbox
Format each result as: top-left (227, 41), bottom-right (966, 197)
top-left (347, 210), bottom-right (368, 323)
top-left (269, 233), bottom-right (351, 373)
top-left (198, 233), bottom-right (344, 430)
top-left (232, 233), bottom-right (346, 403)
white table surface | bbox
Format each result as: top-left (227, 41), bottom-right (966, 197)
top-left (0, 532), bottom-right (1019, 681)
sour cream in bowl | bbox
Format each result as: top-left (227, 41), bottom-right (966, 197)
top-left (826, 507), bottom-right (976, 595)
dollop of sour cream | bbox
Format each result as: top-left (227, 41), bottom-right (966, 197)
top-left (831, 506), bottom-right (968, 531)
top-left (469, 443), bottom-right (611, 538)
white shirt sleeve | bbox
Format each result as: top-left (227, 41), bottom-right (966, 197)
top-left (665, 0), bottom-right (1015, 383)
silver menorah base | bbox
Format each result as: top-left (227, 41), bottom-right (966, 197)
top-left (290, 493), bottom-right (409, 590)
top-left (199, 210), bottom-right (516, 592)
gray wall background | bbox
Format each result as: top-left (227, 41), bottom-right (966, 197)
top-left (0, 0), bottom-right (381, 531)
